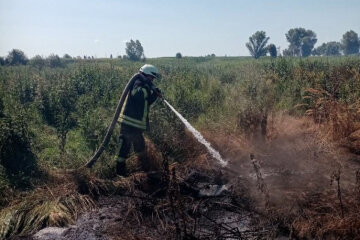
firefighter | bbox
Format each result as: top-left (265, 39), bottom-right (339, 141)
top-left (116, 64), bottom-right (161, 176)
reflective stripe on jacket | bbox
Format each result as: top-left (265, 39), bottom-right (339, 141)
top-left (118, 74), bottom-right (157, 131)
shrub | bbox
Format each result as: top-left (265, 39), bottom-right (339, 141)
top-left (0, 57), bottom-right (5, 66)
top-left (47, 54), bottom-right (63, 68)
top-left (0, 110), bottom-right (38, 187)
top-left (6, 49), bottom-right (28, 65)
top-left (63, 54), bottom-right (72, 59)
top-left (30, 55), bottom-right (46, 69)
top-left (79, 108), bottom-right (108, 151)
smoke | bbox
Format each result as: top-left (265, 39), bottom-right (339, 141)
top-left (205, 114), bottom-right (357, 208)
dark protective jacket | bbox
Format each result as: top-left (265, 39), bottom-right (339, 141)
top-left (118, 73), bottom-right (158, 131)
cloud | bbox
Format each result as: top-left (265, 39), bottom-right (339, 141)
top-left (94, 39), bottom-right (100, 43)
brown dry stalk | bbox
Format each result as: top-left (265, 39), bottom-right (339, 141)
top-left (331, 168), bottom-right (344, 218)
top-left (250, 153), bottom-right (270, 207)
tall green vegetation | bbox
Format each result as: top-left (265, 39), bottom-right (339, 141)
top-left (0, 97), bottom-right (37, 187)
top-left (0, 56), bottom-right (359, 192)
top-left (246, 31), bottom-right (270, 59)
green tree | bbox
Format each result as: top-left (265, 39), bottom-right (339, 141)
top-left (63, 54), bottom-right (72, 59)
top-left (327, 42), bottom-right (342, 55)
top-left (40, 77), bottom-right (78, 152)
top-left (284, 28), bottom-right (317, 57)
top-left (6, 49), bottom-right (28, 65)
top-left (125, 39), bottom-right (144, 61)
top-left (30, 55), bottom-right (46, 69)
top-left (246, 31), bottom-right (270, 59)
top-left (51, 83), bottom-right (77, 152)
top-left (0, 57), bottom-right (5, 66)
top-left (47, 54), bottom-right (63, 68)
top-left (176, 52), bottom-right (182, 58)
top-left (341, 30), bottom-right (359, 55)
top-left (313, 42), bottom-right (341, 56)
top-left (282, 48), bottom-right (292, 56)
top-left (267, 44), bottom-right (277, 57)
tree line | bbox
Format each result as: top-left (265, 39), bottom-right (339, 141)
top-left (1, 29), bottom-right (359, 65)
top-left (0, 39), bottom-right (146, 67)
top-left (246, 28), bottom-right (360, 59)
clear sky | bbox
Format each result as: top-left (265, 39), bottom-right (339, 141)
top-left (0, 0), bottom-right (359, 58)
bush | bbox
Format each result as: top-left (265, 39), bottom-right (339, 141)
top-left (47, 54), bottom-right (63, 68)
top-left (79, 108), bottom-right (108, 151)
top-left (0, 111), bottom-right (38, 187)
top-left (30, 55), bottom-right (46, 69)
top-left (6, 49), bottom-right (28, 65)
top-left (0, 57), bottom-right (5, 66)
top-left (176, 52), bottom-right (182, 58)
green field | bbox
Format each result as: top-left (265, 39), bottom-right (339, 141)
top-left (1, 56), bottom-right (360, 238)
top-left (1, 55), bottom-right (360, 184)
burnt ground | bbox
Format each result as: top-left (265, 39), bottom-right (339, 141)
top-left (24, 115), bottom-right (360, 240)
top-left (27, 171), bottom-right (272, 240)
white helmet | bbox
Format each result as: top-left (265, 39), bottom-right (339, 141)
top-left (139, 64), bottom-right (160, 78)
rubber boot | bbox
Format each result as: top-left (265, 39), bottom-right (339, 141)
top-left (116, 158), bottom-right (128, 176)
top-left (138, 152), bottom-right (151, 173)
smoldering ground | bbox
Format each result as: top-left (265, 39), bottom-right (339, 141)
top-left (210, 114), bottom-right (358, 207)
top-left (7, 114), bottom-right (360, 240)
top-left (206, 113), bottom-right (360, 238)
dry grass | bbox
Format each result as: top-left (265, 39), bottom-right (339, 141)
top-left (303, 87), bottom-right (360, 141)
top-left (204, 111), bottom-right (360, 239)
top-left (291, 189), bottom-right (360, 239)
top-left (0, 169), bottom-right (128, 239)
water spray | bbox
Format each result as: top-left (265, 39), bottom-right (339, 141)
top-left (162, 98), bottom-right (228, 167)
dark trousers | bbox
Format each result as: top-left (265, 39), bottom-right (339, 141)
top-left (118, 124), bottom-right (150, 171)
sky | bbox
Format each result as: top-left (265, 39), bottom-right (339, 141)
top-left (0, 0), bottom-right (359, 58)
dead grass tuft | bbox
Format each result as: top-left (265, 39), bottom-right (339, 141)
top-left (303, 87), bottom-right (359, 141)
top-left (0, 168), bottom-right (128, 239)
top-left (291, 190), bottom-right (360, 239)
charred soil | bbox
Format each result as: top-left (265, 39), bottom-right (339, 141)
top-left (4, 115), bottom-right (360, 240)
